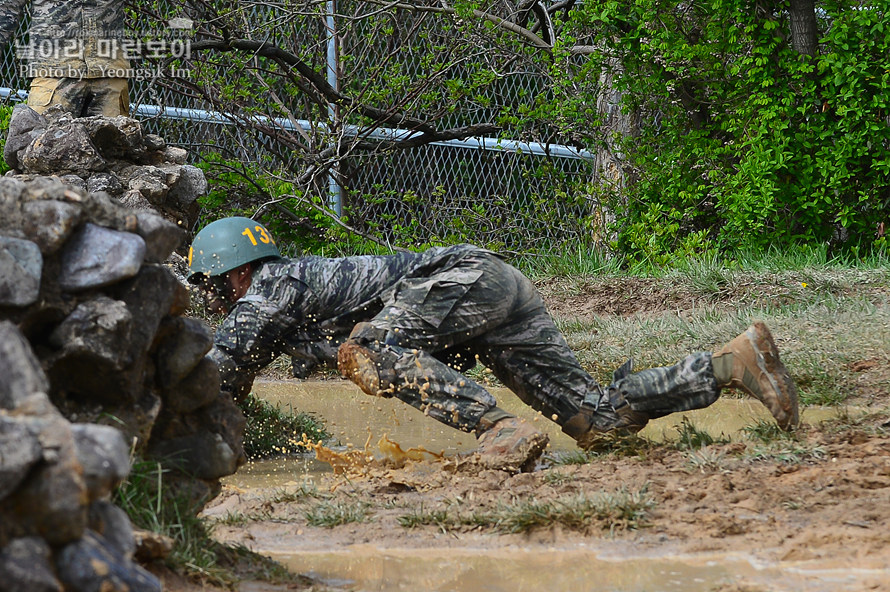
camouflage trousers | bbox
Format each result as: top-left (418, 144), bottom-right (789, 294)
top-left (28, 77), bottom-right (130, 117)
top-left (345, 250), bottom-right (720, 437)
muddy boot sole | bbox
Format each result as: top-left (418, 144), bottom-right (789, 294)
top-left (475, 417), bottom-right (549, 473)
top-left (338, 342), bottom-right (388, 397)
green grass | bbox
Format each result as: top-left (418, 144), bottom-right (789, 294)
top-left (396, 488), bottom-right (655, 534)
top-left (476, 488), bottom-right (655, 533)
top-left (542, 469), bottom-right (574, 485)
top-left (269, 483), bottom-right (324, 503)
top-left (555, 291), bottom-right (888, 409)
top-left (673, 417), bottom-right (730, 450)
top-left (113, 457), bottom-right (234, 585)
top-left (305, 500), bottom-right (371, 527)
top-left (516, 243), bottom-right (623, 280)
top-left (0, 105), bottom-right (11, 175)
top-left (744, 441), bottom-right (828, 465)
top-left (239, 392), bottom-right (330, 460)
top-left (398, 506), bottom-right (453, 531)
top-left (685, 448), bottom-right (728, 472)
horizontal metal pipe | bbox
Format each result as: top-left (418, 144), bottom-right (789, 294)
top-left (1, 87), bottom-right (594, 161)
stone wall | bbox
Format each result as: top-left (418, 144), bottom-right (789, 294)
top-left (0, 110), bottom-right (243, 591)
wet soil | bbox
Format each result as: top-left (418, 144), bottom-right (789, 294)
top-left (162, 275), bottom-right (890, 592)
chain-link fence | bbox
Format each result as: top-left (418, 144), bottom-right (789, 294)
top-left (1, 1), bottom-right (604, 255)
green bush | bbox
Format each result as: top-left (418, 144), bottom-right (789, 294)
top-left (0, 104), bottom-right (12, 175)
top-left (564, 0), bottom-right (888, 263)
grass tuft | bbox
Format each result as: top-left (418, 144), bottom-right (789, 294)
top-left (674, 417), bottom-right (730, 450)
top-left (481, 488), bottom-right (655, 533)
top-left (239, 392), bottom-right (330, 460)
top-left (114, 457), bottom-right (232, 585)
top-left (305, 500), bottom-right (371, 527)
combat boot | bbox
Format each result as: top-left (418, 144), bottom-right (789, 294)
top-left (475, 416), bottom-right (549, 472)
top-left (712, 322), bottom-right (799, 430)
top-left (338, 341), bottom-right (396, 397)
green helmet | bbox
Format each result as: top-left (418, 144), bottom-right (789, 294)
top-left (188, 216), bottom-right (281, 280)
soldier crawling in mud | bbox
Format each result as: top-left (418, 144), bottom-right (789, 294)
top-left (0, 0), bottom-right (130, 117)
top-left (188, 217), bottom-right (800, 470)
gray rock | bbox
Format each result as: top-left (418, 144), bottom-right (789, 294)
top-left (21, 122), bottom-right (106, 175)
top-left (0, 414), bottom-right (87, 546)
top-left (71, 424), bottom-right (130, 500)
top-left (2, 104), bottom-right (47, 171)
top-left (56, 530), bottom-right (161, 592)
top-left (0, 321), bottom-right (50, 410)
top-left (79, 190), bottom-right (139, 234)
top-left (59, 174), bottom-right (88, 193)
top-left (163, 356), bottom-right (221, 414)
top-left (0, 237), bottom-right (42, 307)
top-left (0, 179), bottom-right (26, 238)
top-left (112, 265), bottom-right (181, 358)
top-left (117, 188), bottom-right (154, 212)
top-left (59, 223), bottom-right (146, 291)
top-left (150, 431), bottom-right (239, 480)
top-left (22, 175), bottom-right (71, 202)
top-left (134, 210), bottom-right (186, 263)
top-left (166, 164), bottom-right (207, 209)
top-left (81, 116), bottom-right (145, 161)
top-left (158, 163), bottom-right (182, 187)
top-left (21, 199), bottom-right (84, 254)
top-left (0, 418), bottom-right (43, 500)
top-left (126, 166), bottom-right (169, 205)
top-left (163, 146), bottom-right (188, 165)
top-left (143, 134), bottom-right (166, 151)
top-left (88, 501), bottom-right (136, 560)
top-left (87, 172), bottom-right (125, 196)
top-left (196, 391), bottom-right (247, 471)
top-left (49, 297), bottom-right (133, 370)
top-left (155, 317), bottom-right (214, 387)
top-left (0, 537), bottom-right (62, 592)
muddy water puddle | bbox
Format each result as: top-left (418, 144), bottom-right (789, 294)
top-left (266, 546), bottom-right (877, 592)
top-left (230, 380), bottom-right (843, 486)
top-left (223, 381), bottom-right (871, 592)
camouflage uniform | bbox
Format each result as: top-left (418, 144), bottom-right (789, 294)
top-left (0, 0), bottom-right (130, 116)
top-left (211, 244), bottom-right (722, 440)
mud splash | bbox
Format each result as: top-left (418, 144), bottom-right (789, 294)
top-left (229, 380), bottom-right (845, 487)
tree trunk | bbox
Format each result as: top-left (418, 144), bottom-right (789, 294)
top-left (789, 0), bottom-right (818, 56)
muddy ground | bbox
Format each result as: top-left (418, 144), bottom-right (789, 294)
top-left (154, 275), bottom-right (890, 592)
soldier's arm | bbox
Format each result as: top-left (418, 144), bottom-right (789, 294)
top-left (211, 276), bottom-right (310, 401)
top-left (288, 336), bottom-right (343, 378)
top-left (0, 0), bottom-right (28, 48)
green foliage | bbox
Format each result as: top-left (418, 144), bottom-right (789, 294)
top-left (0, 105), bottom-right (11, 175)
top-left (561, 0), bottom-right (889, 263)
top-left (131, 1), bottom-right (889, 263)
top-left (195, 153), bottom-right (336, 255)
top-left (238, 392), bottom-right (330, 460)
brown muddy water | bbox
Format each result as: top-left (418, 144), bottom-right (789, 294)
top-left (266, 546), bottom-right (879, 592)
top-left (231, 380), bottom-right (840, 485)
top-left (217, 380), bottom-right (868, 592)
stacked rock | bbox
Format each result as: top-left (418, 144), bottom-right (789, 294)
top-left (3, 103), bottom-right (207, 230)
top-left (0, 147), bottom-right (244, 588)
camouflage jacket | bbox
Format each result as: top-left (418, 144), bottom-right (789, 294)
top-left (210, 244), bottom-right (492, 400)
top-left (0, 0), bottom-right (129, 79)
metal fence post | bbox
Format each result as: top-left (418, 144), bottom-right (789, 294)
top-left (326, 0), bottom-right (342, 217)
